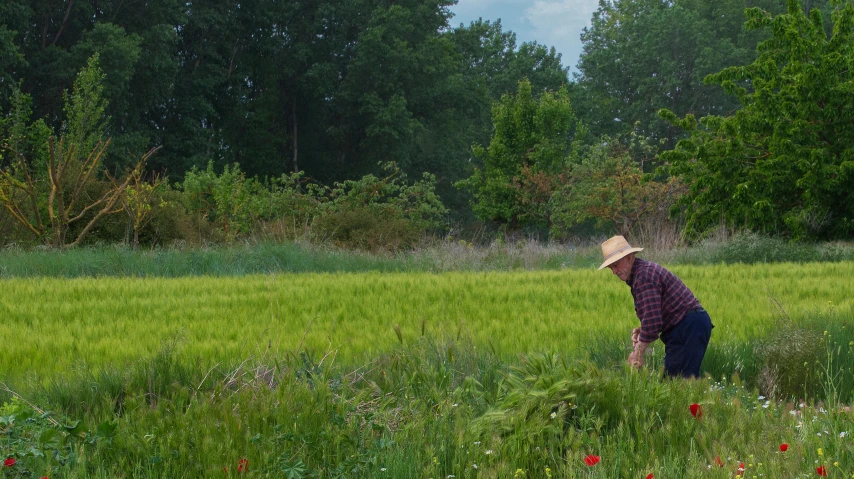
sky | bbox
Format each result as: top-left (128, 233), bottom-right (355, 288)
top-left (449, 0), bottom-right (601, 74)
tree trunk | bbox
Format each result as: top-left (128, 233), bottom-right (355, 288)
top-left (292, 98), bottom-right (299, 173)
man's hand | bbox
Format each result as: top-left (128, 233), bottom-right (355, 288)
top-left (627, 337), bottom-right (650, 369)
top-left (627, 350), bottom-right (643, 368)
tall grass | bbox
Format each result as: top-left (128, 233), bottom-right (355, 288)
top-left (2, 264), bottom-right (852, 380)
top-left (2, 338), bottom-right (853, 478)
top-left (1, 235), bottom-right (851, 278)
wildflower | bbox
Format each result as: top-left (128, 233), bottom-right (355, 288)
top-left (237, 458), bottom-right (248, 473)
top-left (513, 468), bottom-right (525, 477)
top-left (545, 467), bottom-right (552, 478)
top-left (841, 431), bottom-right (849, 438)
top-left (646, 474), bottom-right (655, 479)
top-left (380, 468), bottom-right (387, 472)
top-left (817, 465), bottom-right (827, 476)
top-left (835, 462), bottom-right (840, 467)
top-left (485, 450), bottom-right (493, 455)
top-left (737, 462), bottom-right (745, 473)
top-left (780, 443), bottom-right (788, 452)
top-left (818, 448), bottom-right (824, 457)
top-left (447, 475), bottom-right (455, 478)
top-left (689, 403), bottom-right (702, 418)
top-left (472, 463), bottom-right (478, 469)
top-left (714, 456), bottom-right (725, 467)
top-left (584, 455), bottom-right (601, 466)
top-left (3, 458), bottom-right (14, 467)
top-left (550, 412), bottom-right (557, 419)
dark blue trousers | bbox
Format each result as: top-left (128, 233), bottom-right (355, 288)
top-left (659, 308), bottom-right (713, 378)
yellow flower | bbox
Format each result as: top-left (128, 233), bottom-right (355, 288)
top-left (545, 467), bottom-right (552, 478)
top-left (818, 448), bottom-right (824, 457)
top-left (514, 468), bottom-right (526, 478)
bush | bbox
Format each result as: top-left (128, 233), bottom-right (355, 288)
top-left (315, 163), bottom-right (447, 251)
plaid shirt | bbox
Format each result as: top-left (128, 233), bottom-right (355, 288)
top-left (627, 259), bottom-right (700, 343)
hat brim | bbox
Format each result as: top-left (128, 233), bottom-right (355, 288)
top-left (598, 247), bottom-right (643, 270)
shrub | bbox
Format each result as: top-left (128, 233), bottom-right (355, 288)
top-left (315, 162), bottom-right (447, 251)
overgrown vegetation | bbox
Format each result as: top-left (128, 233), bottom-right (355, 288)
top-left (2, 316), bottom-right (853, 478)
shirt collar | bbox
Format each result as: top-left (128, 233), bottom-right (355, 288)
top-left (627, 258), bottom-right (643, 286)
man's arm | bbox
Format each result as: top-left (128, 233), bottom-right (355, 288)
top-left (628, 339), bottom-right (652, 368)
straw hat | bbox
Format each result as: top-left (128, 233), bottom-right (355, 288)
top-left (598, 235), bottom-right (643, 270)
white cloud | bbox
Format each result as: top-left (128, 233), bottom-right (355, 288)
top-left (524, 0), bottom-right (599, 67)
top-left (452, 0), bottom-right (600, 71)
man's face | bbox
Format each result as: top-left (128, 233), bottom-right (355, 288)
top-left (607, 254), bottom-right (634, 282)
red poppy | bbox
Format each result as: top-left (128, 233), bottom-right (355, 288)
top-left (737, 462), bottom-right (745, 473)
top-left (689, 403), bottom-right (702, 418)
top-left (816, 466), bottom-right (827, 476)
top-left (237, 458), bottom-right (248, 473)
top-left (646, 474), bottom-right (654, 479)
top-left (714, 456), bottom-right (724, 467)
top-left (780, 443), bottom-right (788, 452)
top-left (584, 455), bottom-right (601, 466)
top-left (3, 458), bottom-right (15, 467)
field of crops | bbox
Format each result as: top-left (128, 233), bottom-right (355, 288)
top-left (1, 260), bottom-right (854, 478)
top-left (2, 262), bottom-right (851, 379)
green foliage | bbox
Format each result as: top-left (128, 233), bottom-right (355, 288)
top-left (575, 0), bottom-right (774, 144)
top-left (181, 162), bottom-right (268, 240)
top-left (456, 79), bottom-right (585, 229)
top-left (551, 131), bottom-right (683, 238)
top-left (61, 54), bottom-right (108, 155)
top-left (661, 0), bottom-right (854, 240)
top-left (317, 162), bottom-right (448, 251)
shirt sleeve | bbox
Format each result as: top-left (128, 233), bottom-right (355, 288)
top-left (634, 271), bottom-right (664, 343)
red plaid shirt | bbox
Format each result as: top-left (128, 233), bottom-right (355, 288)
top-left (627, 259), bottom-right (700, 343)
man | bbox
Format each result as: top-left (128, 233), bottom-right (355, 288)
top-left (598, 235), bottom-right (713, 378)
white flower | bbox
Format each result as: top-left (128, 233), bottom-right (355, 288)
top-left (473, 441), bottom-right (481, 446)
top-left (452, 403), bottom-right (458, 407)
top-left (380, 468), bottom-right (387, 472)
top-left (447, 475), bottom-right (456, 478)
top-left (550, 412), bottom-right (557, 419)
top-left (840, 431), bottom-right (849, 438)
top-left (758, 395), bottom-right (766, 400)
top-left (472, 463), bottom-right (478, 469)
top-left (485, 450), bottom-right (493, 455)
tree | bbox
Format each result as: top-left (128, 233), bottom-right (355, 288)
top-left (574, 0), bottom-right (777, 146)
top-left (0, 55), bottom-right (157, 247)
top-left (551, 132), bottom-right (685, 242)
top-left (121, 157), bottom-right (166, 249)
top-left (455, 79), bottom-right (585, 230)
top-left (660, 0), bottom-right (854, 240)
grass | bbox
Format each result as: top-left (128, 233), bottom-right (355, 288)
top-left (0, 235), bottom-right (852, 278)
top-left (2, 247), bottom-right (854, 477)
top-left (2, 340), bottom-right (853, 478)
top-left (1, 263), bottom-right (852, 380)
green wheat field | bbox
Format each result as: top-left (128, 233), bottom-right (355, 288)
top-left (2, 261), bottom-right (854, 478)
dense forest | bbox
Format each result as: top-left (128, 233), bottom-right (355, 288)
top-left (0, 0), bottom-right (852, 248)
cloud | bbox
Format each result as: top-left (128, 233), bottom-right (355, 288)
top-left (524, 0), bottom-right (599, 68)
top-left (452, 0), bottom-right (600, 71)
